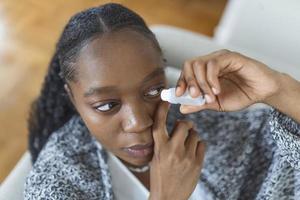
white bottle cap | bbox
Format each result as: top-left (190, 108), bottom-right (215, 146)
top-left (160, 89), bottom-right (170, 101)
top-left (161, 88), bottom-right (177, 104)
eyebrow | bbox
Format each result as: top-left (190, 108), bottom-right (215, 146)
top-left (83, 66), bottom-right (166, 97)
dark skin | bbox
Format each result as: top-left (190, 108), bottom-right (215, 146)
top-left (65, 29), bottom-right (168, 190)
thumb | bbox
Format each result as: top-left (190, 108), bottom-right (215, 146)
top-left (179, 101), bottom-right (221, 114)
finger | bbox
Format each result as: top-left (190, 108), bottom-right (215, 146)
top-left (192, 60), bottom-right (216, 103)
top-left (182, 61), bottom-right (202, 98)
top-left (212, 50), bottom-right (241, 76)
top-left (175, 72), bottom-right (187, 97)
top-left (185, 129), bottom-right (200, 156)
top-left (194, 49), bottom-right (235, 77)
top-left (179, 101), bottom-right (221, 114)
top-left (195, 141), bottom-right (205, 166)
top-left (206, 59), bottom-right (221, 95)
top-left (171, 120), bottom-right (194, 148)
top-left (152, 101), bottom-right (170, 146)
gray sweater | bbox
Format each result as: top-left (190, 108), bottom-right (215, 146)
top-left (24, 105), bottom-right (300, 200)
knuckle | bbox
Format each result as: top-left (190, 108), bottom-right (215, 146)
top-left (183, 60), bottom-right (192, 69)
top-left (194, 59), bottom-right (205, 68)
top-left (207, 59), bottom-right (217, 66)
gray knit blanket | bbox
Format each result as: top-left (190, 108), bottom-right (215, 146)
top-left (24, 104), bottom-right (300, 200)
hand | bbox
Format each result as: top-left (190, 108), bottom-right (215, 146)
top-left (176, 49), bottom-right (281, 114)
top-left (149, 101), bottom-right (205, 200)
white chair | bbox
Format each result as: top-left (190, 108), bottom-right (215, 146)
top-left (214, 0), bottom-right (300, 74)
top-left (0, 152), bottom-right (32, 200)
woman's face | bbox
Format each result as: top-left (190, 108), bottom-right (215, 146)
top-left (67, 29), bottom-right (167, 167)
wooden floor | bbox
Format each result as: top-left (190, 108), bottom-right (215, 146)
top-left (0, 0), bottom-right (227, 182)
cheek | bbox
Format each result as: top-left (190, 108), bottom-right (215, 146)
top-left (76, 106), bottom-right (121, 149)
top-left (88, 116), bottom-right (121, 150)
top-left (146, 98), bottom-right (162, 117)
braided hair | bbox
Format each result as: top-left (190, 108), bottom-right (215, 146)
top-left (28, 3), bottom-right (162, 163)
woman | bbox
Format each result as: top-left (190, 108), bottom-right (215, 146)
top-left (24, 3), bottom-right (300, 200)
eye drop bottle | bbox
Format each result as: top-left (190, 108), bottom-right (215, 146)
top-left (160, 87), bottom-right (206, 106)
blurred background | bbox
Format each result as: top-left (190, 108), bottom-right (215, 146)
top-left (0, 0), bottom-right (228, 183)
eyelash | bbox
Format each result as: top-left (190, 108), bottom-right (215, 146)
top-left (94, 85), bottom-right (165, 113)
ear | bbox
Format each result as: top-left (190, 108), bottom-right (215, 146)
top-left (64, 83), bottom-right (75, 105)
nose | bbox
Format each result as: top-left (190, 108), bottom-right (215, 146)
top-left (121, 103), bottom-right (153, 133)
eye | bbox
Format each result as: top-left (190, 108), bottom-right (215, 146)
top-left (95, 102), bottom-right (119, 112)
top-left (145, 86), bottom-right (165, 98)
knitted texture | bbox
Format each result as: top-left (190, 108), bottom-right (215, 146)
top-left (24, 105), bottom-right (300, 200)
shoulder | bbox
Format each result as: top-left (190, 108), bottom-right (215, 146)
top-left (24, 115), bottom-right (104, 199)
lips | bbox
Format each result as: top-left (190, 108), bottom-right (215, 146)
top-left (123, 141), bottom-right (154, 158)
top-left (126, 141), bottom-right (154, 150)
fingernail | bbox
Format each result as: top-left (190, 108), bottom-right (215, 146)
top-left (205, 94), bottom-right (213, 103)
top-left (212, 87), bottom-right (219, 95)
top-left (189, 86), bottom-right (197, 97)
top-left (180, 106), bottom-right (186, 113)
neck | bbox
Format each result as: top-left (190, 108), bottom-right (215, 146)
top-left (132, 170), bottom-right (150, 190)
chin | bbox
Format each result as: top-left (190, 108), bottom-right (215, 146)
top-left (118, 151), bottom-right (154, 167)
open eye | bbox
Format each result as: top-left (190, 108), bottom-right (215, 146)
top-left (95, 102), bottom-right (119, 112)
top-left (145, 86), bottom-right (165, 98)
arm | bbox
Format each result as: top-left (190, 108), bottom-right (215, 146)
top-left (264, 72), bottom-right (300, 123)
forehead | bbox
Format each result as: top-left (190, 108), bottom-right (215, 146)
top-left (76, 29), bottom-right (163, 89)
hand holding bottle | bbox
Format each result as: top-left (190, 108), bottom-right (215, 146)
top-left (176, 49), bottom-right (282, 114)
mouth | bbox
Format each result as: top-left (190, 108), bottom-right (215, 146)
top-left (123, 141), bottom-right (154, 158)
